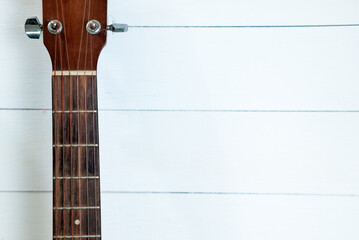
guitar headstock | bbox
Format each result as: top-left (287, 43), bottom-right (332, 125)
top-left (44, 0), bottom-right (107, 71)
top-left (24, 0), bottom-right (128, 71)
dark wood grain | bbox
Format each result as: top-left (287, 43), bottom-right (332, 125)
top-left (43, 1), bottom-right (106, 238)
top-left (52, 74), bottom-right (101, 240)
top-left (43, 0), bottom-right (107, 70)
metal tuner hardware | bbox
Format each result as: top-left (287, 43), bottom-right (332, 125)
top-left (25, 17), bottom-right (128, 39)
top-left (107, 23), bottom-right (129, 33)
top-left (87, 20), bottom-right (129, 34)
top-left (87, 20), bottom-right (102, 34)
top-left (47, 20), bottom-right (63, 35)
top-left (25, 17), bottom-right (43, 39)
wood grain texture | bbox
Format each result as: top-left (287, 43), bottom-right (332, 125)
top-left (1, 110), bottom-right (359, 195)
top-left (1, 192), bottom-right (359, 240)
top-left (108, 0), bottom-right (359, 25)
top-left (52, 75), bottom-right (101, 239)
top-left (99, 28), bottom-right (359, 110)
top-left (2, 28), bottom-right (359, 110)
top-left (42, 0), bottom-right (107, 237)
top-left (43, 0), bottom-right (107, 70)
top-left (1, 0), bottom-right (359, 239)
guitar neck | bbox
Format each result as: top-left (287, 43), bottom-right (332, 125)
top-left (52, 71), bottom-right (101, 239)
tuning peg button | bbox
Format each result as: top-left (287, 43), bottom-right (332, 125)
top-left (25, 17), bottom-right (43, 39)
top-left (107, 24), bottom-right (128, 33)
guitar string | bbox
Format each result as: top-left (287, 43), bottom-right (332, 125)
top-left (53, 1), bottom-right (96, 237)
top-left (85, 0), bottom-right (92, 237)
top-left (76, 0), bottom-right (88, 238)
top-left (58, 1), bottom-right (74, 239)
top-left (127, 24), bottom-right (359, 28)
top-left (53, 14), bottom-right (59, 240)
top-left (60, 33), bottom-right (66, 240)
top-left (82, 0), bottom-right (99, 235)
top-left (52, 0), bottom-right (65, 238)
top-left (58, 0), bottom-right (73, 239)
top-left (92, 30), bottom-right (99, 239)
top-left (54, 1), bottom-right (70, 238)
top-left (90, 14), bottom-right (99, 238)
top-left (59, 0), bottom-right (72, 71)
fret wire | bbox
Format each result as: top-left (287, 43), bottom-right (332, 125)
top-left (53, 235), bottom-right (101, 239)
top-left (53, 144), bottom-right (99, 147)
top-left (52, 70), bottom-right (97, 76)
top-left (53, 176), bottom-right (99, 180)
top-left (54, 206), bottom-right (100, 210)
top-left (53, 110), bottom-right (97, 113)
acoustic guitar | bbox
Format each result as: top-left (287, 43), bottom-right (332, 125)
top-left (24, 1), bottom-right (127, 239)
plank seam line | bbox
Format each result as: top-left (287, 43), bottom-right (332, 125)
top-left (1, 108), bottom-right (359, 113)
top-left (1, 190), bottom-right (359, 197)
top-left (129, 24), bottom-right (359, 28)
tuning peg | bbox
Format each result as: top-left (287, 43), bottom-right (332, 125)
top-left (25, 17), bottom-right (43, 39)
top-left (107, 23), bottom-right (129, 33)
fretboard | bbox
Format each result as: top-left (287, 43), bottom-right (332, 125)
top-left (52, 71), bottom-right (101, 239)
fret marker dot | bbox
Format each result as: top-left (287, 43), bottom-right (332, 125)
top-left (75, 219), bottom-right (81, 225)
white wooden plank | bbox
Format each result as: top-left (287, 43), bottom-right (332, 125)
top-left (2, 27), bottom-right (359, 110)
top-left (0, 110), bottom-right (52, 190)
top-left (1, 110), bottom-right (359, 194)
top-left (3, 0), bottom-right (358, 28)
top-left (1, 1), bottom-right (358, 239)
top-left (102, 194), bottom-right (359, 240)
top-left (100, 111), bottom-right (359, 194)
top-left (1, 192), bottom-right (359, 240)
top-left (0, 0), bottom-right (51, 109)
top-left (109, 0), bottom-right (359, 25)
top-left (2, 1), bottom-right (359, 110)
top-left (99, 28), bottom-right (359, 110)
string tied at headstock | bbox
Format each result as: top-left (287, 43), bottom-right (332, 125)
top-left (25, 18), bottom-right (128, 40)
top-left (25, 0), bottom-right (127, 71)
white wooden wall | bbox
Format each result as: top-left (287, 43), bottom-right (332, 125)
top-left (1, 0), bottom-right (359, 239)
